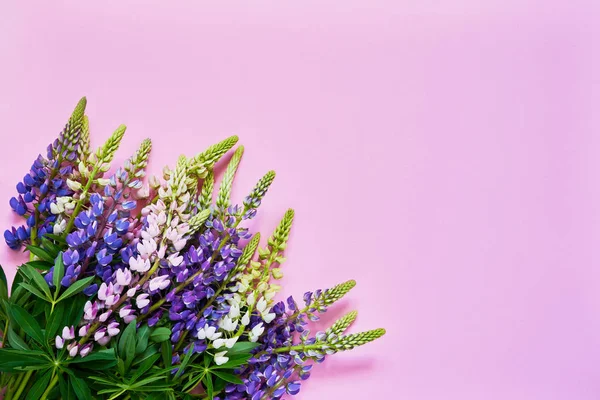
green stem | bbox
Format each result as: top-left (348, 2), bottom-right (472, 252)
top-left (40, 372), bottom-right (59, 400)
top-left (12, 370), bottom-right (33, 400)
top-left (0, 319), bottom-right (9, 348)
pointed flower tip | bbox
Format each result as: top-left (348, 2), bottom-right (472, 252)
top-left (374, 328), bottom-right (386, 338)
top-left (347, 279), bottom-right (357, 288)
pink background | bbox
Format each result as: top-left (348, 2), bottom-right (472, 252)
top-left (1, 1), bottom-right (599, 399)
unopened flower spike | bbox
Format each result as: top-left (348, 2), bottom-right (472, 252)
top-left (216, 145), bottom-right (244, 212)
top-left (188, 135), bottom-right (239, 180)
top-left (197, 169), bottom-right (214, 211)
top-left (327, 310), bottom-right (359, 336)
top-left (77, 115), bottom-right (91, 161)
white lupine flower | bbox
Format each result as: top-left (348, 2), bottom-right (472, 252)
top-left (197, 324), bottom-right (221, 341)
top-left (107, 322), bottom-right (120, 337)
top-left (229, 303), bottom-right (240, 319)
top-left (127, 287), bottom-right (137, 297)
top-left (50, 203), bottom-right (63, 215)
top-left (115, 269), bottom-right (132, 286)
top-left (256, 297), bottom-right (267, 313)
top-left (62, 326), bottom-right (75, 340)
top-left (225, 337), bottom-right (239, 348)
top-left (168, 254), bottom-right (183, 267)
top-left (241, 312), bottom-right (250, 326)
top-left (157, 211), bottom-right (167, 225)
top-left (214, 351), bottom-right (229, 366)
top-left (137, 240), bottom-right (157, 258)
top-left (97, 178), bottom-right (111, 186)
top-left (98, 310), bottom-right (112, 322)
top-left (136, 294), bottom-right (150, 309)
top-left (53, 219), bottom-right (66, 234)
top-left (94, 329), bottom-right (106, 341)
top-left (97, 336), bottom-right (111, 346)
top-left (79, 345), bottom-right (92, 357)
top-left (129, 256), bottom-right (150, 273)
top-left (213, 338), bottom-right (226, 349)
top-left (68, 343), bottom-right (79, 357)
top-left (219, 316), bottom-right (238, 332)
top-left (247, 292), bottom-right (256, 307)
top-left (149, 275), bottom-right (170, 291)
top-left (136, 184), bottom-right (150, 199)
top-left (249, 323), bottom-right (265, 342)
top-left (262, 311), bottom-right (276, 324)
top-left (55, 335), bottom-right (65, 349)
top-left (173, 239), bottom-right (187, 251)
top-left (78, 325), bottom-right (89, 337)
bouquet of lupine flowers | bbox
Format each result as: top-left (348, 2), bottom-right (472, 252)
top-left (0, 98), bottom-right (385, 400)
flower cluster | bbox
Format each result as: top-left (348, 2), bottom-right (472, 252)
top-left (0, 98), bottom-right (385, 400)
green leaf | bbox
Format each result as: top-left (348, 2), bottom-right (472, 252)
top-left (7, 327), bottom-right (29, 350)
top-left (136, 324), bottom-right (150, 355)
top-left (133, 344), bottom-right (160, 366)
top-left (8, 303), bottom-right (45, 344)
top-left (45, 302), bottom-right (66, 340)
top-left (161, 341), bottom-right (172, 371)
top-left (204, 373), bottom-right (214, 399)
top-left (63, 294), bottom-right (87, 327)
top-left (53, 253), bottom-right (64, 292)
top-left (212, 354), bottom-right (252, 370)
top-left (226, 341), bottom-right (261, 356)
top-left (118, 319), bottom-right (137, 358)
top-left (25, 245), bottom-right (55, 263)
top-left (43, 233), bottom-right (67, 244)
top-left (130, 353), bottom-right (161, 383)
top-left (57, 276), bottom-right (95, 302)
top-left (118, 319), bottom-right (137, 369)
top-left (70, 375), bottom-right (92, 400)
top-left (19, 264), bottom-right (52, 299)
top-left (149, 327), bottom-right (171, 343)
top-left (23, 260), bottom-right (52, 271)
top-left (59, 374), bottom-right (76, 400)
top-left (18, 282), bottom-right (50, 301)
top-left (0, 264), bottom-right (7, 301)
top-left (67, 348), bottom-right (116, 364)
top-left (41, 237), bottom-right (62, 258)
top-left (175, 344), bottom-right (195, 379)
top-left (25, 368), bottom-right (52, 400)
top-left (0, 349), bottom-right (49, 372)
top-left (211, 370), bottom-right (243, 384)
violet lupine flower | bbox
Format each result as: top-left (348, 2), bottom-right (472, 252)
top-left (162, 216), bottom-right (246, 351)
top-left (43, 194), bottom-right (129, 289)
top-left (4, 101), bottom-right (87, 249)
